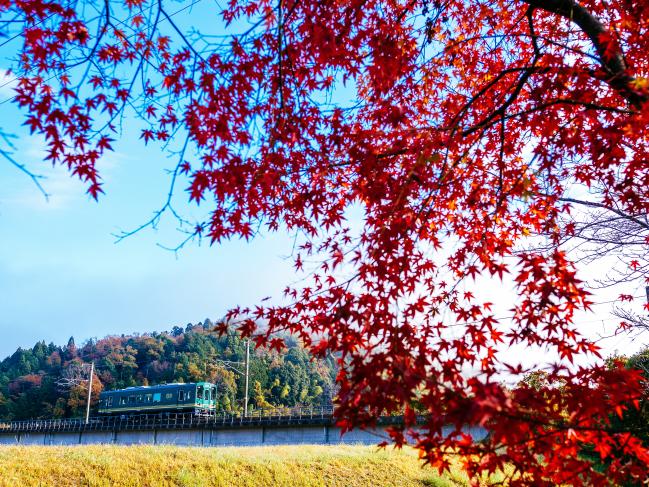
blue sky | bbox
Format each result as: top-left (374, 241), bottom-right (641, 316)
top-left (0, 100), bottom-right (298, 358)
top-left (0, 0), bottom-right (362, 360)
top-left (0, 2), bottom-right (304, 358)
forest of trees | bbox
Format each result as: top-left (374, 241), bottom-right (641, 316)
top-left (0, 320), bottom-right (336, 420)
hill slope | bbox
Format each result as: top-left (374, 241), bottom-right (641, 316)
top-left (0, 322), bottom-right (336, 420)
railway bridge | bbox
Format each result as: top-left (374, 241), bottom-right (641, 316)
top-left (0, 407), bottom-right (488, 447)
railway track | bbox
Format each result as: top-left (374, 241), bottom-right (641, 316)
top-left (0, 406), bottom-right (343, 434)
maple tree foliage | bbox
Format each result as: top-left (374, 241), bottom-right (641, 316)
top-left (1, 0), bottom-right (649, 484)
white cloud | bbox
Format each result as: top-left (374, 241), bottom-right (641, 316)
top-left (1, 133), bottom-right (126, 210)
top-left (0, 69), bottom-right (17, 99)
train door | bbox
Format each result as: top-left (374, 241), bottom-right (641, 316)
top-left (197, 384), bottom-right (204, 410)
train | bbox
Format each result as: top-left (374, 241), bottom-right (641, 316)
top-left (98, 382), bottom-right (218, 415)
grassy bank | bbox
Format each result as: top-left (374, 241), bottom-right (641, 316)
top-left (0, 444), bottom-right (475, 486)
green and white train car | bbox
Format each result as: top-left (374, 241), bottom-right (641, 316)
top-left (98, 382), bottom-right (218, 415)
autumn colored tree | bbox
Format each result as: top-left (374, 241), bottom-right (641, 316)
top-left (252, 380), bottom-right (273, 409)
top-left (65, 374), bottom-right (103, 417)
top-left (1, 0), bottom-right (648, 484)
top-left (0, 325), bottom-right (335, 419)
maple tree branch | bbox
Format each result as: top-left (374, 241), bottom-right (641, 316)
top-left (463, 65), bottom-right (540, 137)
top-left (613, 307), bottom-right (649, 333)
top-left (113, 134), bottom-right (193, 243)
top-left (66, 0), bottom-right (111, 70)
top-left (522, 0), bottom-right (646, 106)
top-left (526, 7), bottom-right (541, 59)
top-left (277, 0), bottom-right (284, 111)
top-left (449, 67), bottom-right (534, 126)
top-left (0, 135), bottom-right (49, 200)
top-left (457, 98), bottom-right (635, 135)
top-left (558, 196), bottom-right (649, 230)
top-left (159, 2), bottom-right (204, 63)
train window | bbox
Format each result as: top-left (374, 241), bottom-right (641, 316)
top-left (107, 396), bottom-right (113, 407)
top-left (145, 394), bottom-right (152, 403)
top-left (137, 395), bottom-right (143, 403)
top-left (128, 395), bottom-right (136, 404)
top-left (153, 393), bottom-right (161, 403)
top-left (197, 386), bottom-right (203, 399)
top-left (178, 390), bottom-right (185, 401)
top-left (119, 396), bottom-right (127, 405)
top-left (212, 388), bottom-right (216, 400)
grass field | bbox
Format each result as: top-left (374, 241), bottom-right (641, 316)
top-left (0, 444), bottom-right (478, 486)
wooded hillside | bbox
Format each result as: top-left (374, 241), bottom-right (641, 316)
top-left (0, 321), bottom-right (336, 420)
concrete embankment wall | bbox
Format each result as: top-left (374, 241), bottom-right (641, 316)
top-left (0, 425), bottom-right (487, 447)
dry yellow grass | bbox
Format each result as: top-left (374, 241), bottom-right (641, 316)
top-left (0, 444), bottom-right (475, 487)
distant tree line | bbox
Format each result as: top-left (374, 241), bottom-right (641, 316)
top-left (0, 320), bottom-right (337, 420)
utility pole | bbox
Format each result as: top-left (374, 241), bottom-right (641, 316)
top-left (213, 338), bottom-right (251, 417)
top-left (244, 339), bottom-right (250, 417)
top-left (85, 361), bottom-right (95, 424)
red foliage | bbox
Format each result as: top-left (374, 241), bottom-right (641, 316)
top-left (2, 0), bottom-right (648, 484)
top-left (8, 374), bottom-right (43, 394)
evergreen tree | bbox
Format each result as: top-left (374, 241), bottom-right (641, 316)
top-left (0, 323), bottom-right (336, 420)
